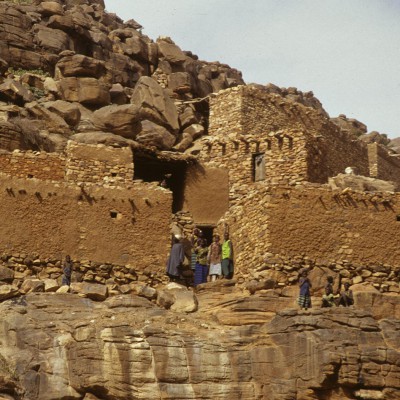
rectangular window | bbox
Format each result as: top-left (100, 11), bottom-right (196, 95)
top-left (252, 153), bottom-right (265, 182)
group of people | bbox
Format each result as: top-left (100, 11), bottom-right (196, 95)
top-left (298, 270), bottom-right (354, 310)
top-left (166, 228), bottom-right (234, 287)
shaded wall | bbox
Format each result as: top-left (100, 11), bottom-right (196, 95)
top-left (0, 174), bottom-right (172, 270)
top-left (183, 165), bottom-right (229, 225)
top-left (368, 143), bottom-right (400, 189)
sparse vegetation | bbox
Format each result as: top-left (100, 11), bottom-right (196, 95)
top-left (29, 86), bottom-right (46, 99)
top-left (7, 67), bottom-right (50, 78)
top-left (0, 353), bottom-right (17, 381)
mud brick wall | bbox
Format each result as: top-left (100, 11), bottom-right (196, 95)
top-left (368, 143), bottom-right (400, 189)
top-left (0, 150), bottom-right (65, 180)
top-left (0, 174), bottom-right (172, 270)
top-left (65, 141), bottom-right (134, 186)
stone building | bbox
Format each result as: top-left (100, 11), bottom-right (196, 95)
top-left (182, 85), bottom-right (400, 292)
top-left (0, 85), bottom-right (399, 292)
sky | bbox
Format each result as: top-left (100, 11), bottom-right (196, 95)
top-left (105, 0), bottom-right (400, 138)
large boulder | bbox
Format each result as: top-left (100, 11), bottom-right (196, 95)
top-left (20, 279), bottom-right (45, 294)
top-left (0, 79), bottom-right (34, 105)
top-left (136, 120), bottom-right (176, 150)
top-left (157, 283), bottom-right (198, 313)
top-left (157, 38), bottom-right (187, 64)
top-left (131, 76), bottom-right (179, 134)
top-left (33, 25), bottom-right (72, 53)
top-left (93, 104), bottom-right (142, 138)
top-left (56, 54), bottom-right (106, 78)
top-left (58, 77), bottom-right (110, 106)
top-left (70, 282), bottom-right (108, 301)
top-left (0, 285), bottom-right (19, 301)
top-left (43, 100), bottom-right (81, 127)
top-left (0, 267), bottom-right (14, 283)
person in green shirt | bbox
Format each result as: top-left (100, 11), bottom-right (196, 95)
top-left (221, 232), bottom-right (234, 279)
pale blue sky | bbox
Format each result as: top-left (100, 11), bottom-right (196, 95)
top-left (105, 0), bottom-right (400, 138)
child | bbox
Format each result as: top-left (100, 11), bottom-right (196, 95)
top-left (298, 270), bottom-right (312, 310)
top-left (208, 234), bottom-right (222, 282)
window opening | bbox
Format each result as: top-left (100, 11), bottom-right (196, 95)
top-left (252, 152), bottom-right (266, 182)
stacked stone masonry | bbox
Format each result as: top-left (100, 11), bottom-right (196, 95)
top-left (65, 141), bottom-right (134, 186)
top-left (216, 184), bottom-right (400, 292)
top-left (0, 150), bottom-right (65, 181)
top-left (368, 142), bottom-right (400, 189)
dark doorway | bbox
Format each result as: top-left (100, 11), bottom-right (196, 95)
top-left (196, 225), bottom-right (215, 246)
top-left (134, 152), bottom-right (188, 213)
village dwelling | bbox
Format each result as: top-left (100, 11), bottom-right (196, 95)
top-left (0, 85), bottom-right (399, 292)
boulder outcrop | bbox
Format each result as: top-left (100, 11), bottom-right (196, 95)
top-left (0, 0), bottom-right (245, 152)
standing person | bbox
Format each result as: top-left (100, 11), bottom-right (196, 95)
top-left (221, 232), bottom-right (234, 279)
top-left (298, 270), bottom-right (312, 310)
top-left (194, 238), bottom-right (208, 286)
top-left (166, 235), bottom-right (185, 281)
top-left (190, 228), bottom-right (202, 272)
top-left (62, 255), bottom-right (73, 286)
top-left (321, 276), bottom-right (336, 307)
top-left (337, 282), bottom-right (354, 307)
top-left (208, 234), bottom-right (222, 282)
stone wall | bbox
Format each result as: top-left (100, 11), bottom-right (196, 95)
top-left (368, 143), bottom-right (400, 189)
top-left (307, 126), bottom-right (370, 183)
top-left (207, 86), bottom-right (371, 186)
top-left (0, 174), bottom-right (172, 271)
top-left (199, 131), bottom-right (310, 203)
top-left (65, 141), bottom-right (134, 186)
top-left (0, 149), bottom-right (65, 180)
top-left (218, 184), bottom-right (400, 292)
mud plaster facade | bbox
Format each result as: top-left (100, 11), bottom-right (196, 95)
top-left (0, 142), bottom-right (172, 278)
top-left (192, 86), bottom-right (400, 291)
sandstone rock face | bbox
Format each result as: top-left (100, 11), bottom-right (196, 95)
top-left (131, 76), bottom-right (179, 134)
top-left (0, 290), bottom-right (397, 400)
top-left (0, 0), bottom-right (244, 151)
top-left (92, 104), bottom-right (141, 138)
top-left (135, 119), bottom-right (176, 150)
top-left (58, 77), bottom-right (110, 106)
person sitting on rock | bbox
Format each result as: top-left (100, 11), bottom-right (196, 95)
top-left (321, 276), bottom-right (336, 307)
top-left (337, 282), bottom-right (354, 307)
top-left (298, 270), bottom-right (312, 310)
top-left (62, 255), bottom-right (73, 286)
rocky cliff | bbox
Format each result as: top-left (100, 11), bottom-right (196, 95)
top-left (0, 0), bottom-right (397, 155)
top-left (0, 0), bottom-right (243, 153)
top-left (0, 283), bottom-right (398, 400)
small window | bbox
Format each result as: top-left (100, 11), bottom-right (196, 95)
top-left (27, 174), bottom-right (33, 178)
top-left (396, 215), bottom-right (400, 222)
top-left (110, 211), bottom-right (118, 219)
top-left (252, 153), bottom-right (265, 182)
top-left (111, 172), bottom-right (118, 177)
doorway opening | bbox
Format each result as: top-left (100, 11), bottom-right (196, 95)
top-left (196, 225), bottom-right (215, 246)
